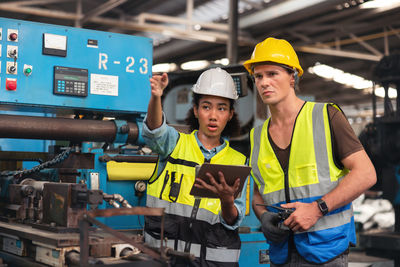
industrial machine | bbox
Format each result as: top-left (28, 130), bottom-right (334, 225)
top-left (0, 17), bottom-right (269, 266)
top-left (0, 16), bottom-right (181, 266)
top-left (358, 54), bottom-right (400, 265)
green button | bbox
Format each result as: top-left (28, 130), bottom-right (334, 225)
top-left (25, 68), bottom-right (32, 74)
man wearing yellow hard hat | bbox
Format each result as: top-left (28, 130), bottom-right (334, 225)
top-left (244, 37), bottom-right (376, 266)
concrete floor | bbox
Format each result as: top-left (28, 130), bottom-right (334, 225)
top-left (349, 251), bottom-right (394, 267)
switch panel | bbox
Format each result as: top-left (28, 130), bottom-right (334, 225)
top-left (0, 17), bottom-right (152, 115)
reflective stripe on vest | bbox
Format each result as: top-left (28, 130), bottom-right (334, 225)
top-left (144, 232), bottom-right (201, 258)
top-left (147, 195), bottom-right (221, 225)
top-left (144, 233), bottom-right (240, 263)
top-left (206, 247), bottom-right (240, 263)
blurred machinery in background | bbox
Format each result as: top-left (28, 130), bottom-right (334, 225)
top-left (0, 17), bottom-right (268, 266)
top-left (359, 54), bottom-right (400, 265)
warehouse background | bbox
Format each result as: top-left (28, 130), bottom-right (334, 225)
top-left (1, 0), bottom-right (399, 124)
top-left (0, 1), bottom-right (399, 266)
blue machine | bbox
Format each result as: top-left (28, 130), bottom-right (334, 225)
top-left (0, 17), bottom-right (269, 266)
top-left (0, 17), bottom-right (152, 114)
top-left (0, 16), bottom-right (153, 229)
top-left (0, 17), bottom-right (159, 266)
top-left (239, 181), bottom-right (270, 266)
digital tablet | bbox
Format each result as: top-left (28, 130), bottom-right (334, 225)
top-left (190, 163), bottom-right (251, 198)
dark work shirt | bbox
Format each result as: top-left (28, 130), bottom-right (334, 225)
top-left (269, 104), bottom-right (364, 171)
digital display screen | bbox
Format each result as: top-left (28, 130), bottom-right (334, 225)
top-left (55, 73), bottom-right (88, 82)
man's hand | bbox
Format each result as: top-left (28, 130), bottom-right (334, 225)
top-left (150, 73), bottom-right (168, 97)
top-left (280, 202), bottom-right (322, 232)
top-left (260, 211), bottom-right (290, 243)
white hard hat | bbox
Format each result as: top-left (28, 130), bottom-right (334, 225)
top-left (192, 67), bottom-right (238, 100)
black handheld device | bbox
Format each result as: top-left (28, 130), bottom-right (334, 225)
top-left (256, 204), bottom-right (294, 220)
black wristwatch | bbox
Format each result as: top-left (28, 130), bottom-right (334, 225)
top-left (316, 198), bottom-right (329, 216)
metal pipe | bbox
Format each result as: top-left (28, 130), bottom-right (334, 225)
top-left (227, 0), bottom-right (238, 64)
top-left (98, 155), bottom-right (158, 163)
top-left (372, 83), bottom-right (377, 122)
top-left (0, 114), bottom-right (138, 144)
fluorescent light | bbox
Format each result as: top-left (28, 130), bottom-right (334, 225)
top-left (360, 0), bottom-right (400, 9)
top-left (375, 87), bottom-right (398, 98)
top-left (161, 30), bottom-right (217, 43)
top-left (308, 63), bottom-right (397, 98)
top-left (152, 63), bottom-right (178, 73)
top-left (194, 24), bottom-right (202, 31)
top-left (214, 58), bottom-right (230, 65)
top-left (181, 60), bottom-right (210, 71)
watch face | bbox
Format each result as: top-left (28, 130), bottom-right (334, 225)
top-left (317, 199), bottom-right (328, 215)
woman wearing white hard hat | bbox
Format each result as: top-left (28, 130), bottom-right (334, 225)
top-left (142, 67), bottom-right (247, 267)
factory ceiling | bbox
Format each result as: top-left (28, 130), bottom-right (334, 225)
top-left (1, 0), bottom-right (400, 113)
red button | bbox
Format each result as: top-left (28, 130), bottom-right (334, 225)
top-left (6, 79), bottom-right (17, 91)
top-left (9, 32), bottom-right (18, 41)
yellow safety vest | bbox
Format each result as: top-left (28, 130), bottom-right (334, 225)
top-left (250, 102), bottom-right (355, 264)
top-left (146, 130), bottom-right (246, 266)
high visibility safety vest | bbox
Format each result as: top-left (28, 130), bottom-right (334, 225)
top-left (146, 130), bottom-right (247, 267)
top-left (250, 102), bottom-right (356, 264)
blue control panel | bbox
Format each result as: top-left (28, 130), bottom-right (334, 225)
top-left (0, 17), bottom-right (153, 115)
top-left (53, 66), bottom-right (88, 96)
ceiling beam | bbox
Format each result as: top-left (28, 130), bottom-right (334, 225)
top-left (241, 0), bottom-right (264, 10)
top-left (346, 32), bottom-right (383, 57)
top-left (79, 0), bottom-right (128, 26)
top-left (0, 2), bottom-right (256, 45)
top-left (13, 0), bottom-right (74, 5)
top-left (0, 3), bottom-right (79, 20)
top-left (137, 12), bottom-right (228, 31)
top-left (296, 46), bottom-right (382, 61)
top-left (240, 0), bottom-right (333, 28)
top-left (321, 28), bottom-right (400, 47)
top-left (75, 0), bottom-right (82, 27)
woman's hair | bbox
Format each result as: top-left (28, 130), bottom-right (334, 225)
top-left (185, 93), bottom-right (241, 137)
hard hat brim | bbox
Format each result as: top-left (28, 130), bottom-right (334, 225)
top-left (243, 58), bottom-right (303, 76)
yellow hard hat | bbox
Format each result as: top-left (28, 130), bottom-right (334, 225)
top-left (243, 37), bottom-right (303, 76)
